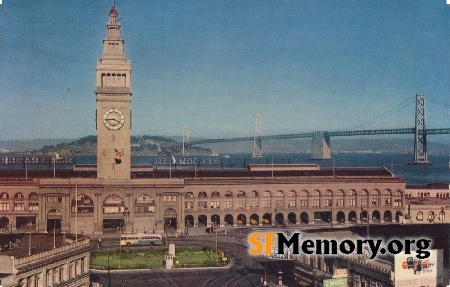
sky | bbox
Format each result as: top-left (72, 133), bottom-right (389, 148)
top-left (1, 0), bottom-right (450, 141)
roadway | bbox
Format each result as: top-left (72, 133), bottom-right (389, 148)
top-left (91, 228), bottom-right (296, 287)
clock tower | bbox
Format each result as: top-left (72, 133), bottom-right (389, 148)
top-left (95, 5), bottom-right (132, 179)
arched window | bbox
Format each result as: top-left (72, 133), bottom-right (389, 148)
top-left (313, 190), bottom-right (320, 207)
top-left (0, 192), bottom-right (9, 211)
top-left (236, 191), bottom-right (245, 209)
top-left (249, 191), bottom-right (259, 208)
top-left (29, 192), bottom-right (39, 211)
top-left (394, 190), bottom-right (403, 207)
top-left (335, 190), bottom-right (344, 207)
top-left (288, 190), bottom-right (296, 208)
top-left (134, 194), bottom-right (155, 213)
top-left (360, 190), bottom-right (369, 207)
top-left (262, 191), bottom-right (271, 208)
top-left (324, 190), bottom-right (332, 207)
top-left (371, 189), bottom-right (380, 206)
top-left (185, 192), bottom-right (194, 210)
top-left (237, 191), bottom-right (245, 198)
top-left (275, 190), bottom-right (284, 208)
top-left (198, 192), bottom-right (207, 210)
top-left (13, 192), bottom-right (24, 211)
top-left (427, 211), bottom-right (434, 222)
top-left (383, 189), bottom-right (392, 206)
top-left (416, 211), bottom-right (423, 221)
top-left (223, 192), bottom-right (233, 209)
top-left (211, 191), bottom-right (220, 198)
top-left (348, 190), bottom-right (356, 207)
top-left (103, 195), bottom-right (125, 214)
top-left (72, 194), bottom-right (94, 213)
top-left (299, 190), bottom-right (308, 207)
top-left (438, 210), bottom-right (445, 222)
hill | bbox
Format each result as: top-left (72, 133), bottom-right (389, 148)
top-left (0, 135), bottom-right (212, 156)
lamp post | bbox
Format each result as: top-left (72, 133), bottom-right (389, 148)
top-left (122, 207), bottom-right (130, 233)
top-left (278, 269), bottom-right (283, 286)
top-left (27, 221), bottom-right (32, 256)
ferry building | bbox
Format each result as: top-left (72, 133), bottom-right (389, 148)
top-left (0, 5), bottom-right (446, 237)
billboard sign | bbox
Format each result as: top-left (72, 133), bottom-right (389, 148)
top-left (394, 250), bottom-right (438, 287)
top-left (323, 277), bottom-right (348, 287)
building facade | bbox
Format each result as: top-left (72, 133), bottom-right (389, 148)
top-left (0, 171), bottom-right (407, 236)
top-left (0, 235), bottom-right (90, 287)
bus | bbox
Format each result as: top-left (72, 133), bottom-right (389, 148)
top-left (120, 233), bottom-right (164, 246)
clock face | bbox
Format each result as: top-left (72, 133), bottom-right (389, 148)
top-left (103, 108), bottom-right (125, 130)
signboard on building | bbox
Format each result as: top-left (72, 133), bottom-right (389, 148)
top-left (394, 250), bottom-right (442, 287)
top-left (323, 277), bottom-right (348, 287)
top-left (332, 268), bottom-right (348, 278)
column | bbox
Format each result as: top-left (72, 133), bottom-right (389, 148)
top-left (156, 193), bottom-right (163, 233)
top-left (125, 192), bottom-right (133, 233)
top-left (38, 193), bottom-right (46, 233)
top-left (179, 192), bottom-right (185, 230)
top-left (62, 193), bottom-right (71, 233)
top-left (94, 193), bottom-right (103, 233)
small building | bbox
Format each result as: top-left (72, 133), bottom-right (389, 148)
top-left (292, 230), bottom-right (449, 287)
top-left (406, 197), bottom-right (449, 224)
top-left (0, 234), bottom-right (90, 287)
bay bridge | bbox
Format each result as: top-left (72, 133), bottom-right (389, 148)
top-left (173, 94), bottom-right (450, 164)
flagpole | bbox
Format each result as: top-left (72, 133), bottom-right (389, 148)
top-left (53, 219), bottom-right (56, 249)
top-left (53, 154), bottom-right (56, 178)
top-left (169, 154), bottom-right (172, 179)
top-left (75, 184), bottom-right (78, 241)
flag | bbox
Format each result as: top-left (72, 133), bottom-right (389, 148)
top-left (114, 148), bottom-right (122, 164)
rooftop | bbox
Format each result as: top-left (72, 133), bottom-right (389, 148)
top-left (406, 196), bottom-right (450, 206)
top-left (0, 166), bottom-right (402, 183)
top-left (0, 234), bottom-right (86, 258)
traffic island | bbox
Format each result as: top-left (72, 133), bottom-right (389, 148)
top-left (90, 247), bottom-right (228, 270)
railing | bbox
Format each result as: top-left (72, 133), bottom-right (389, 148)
top-left (169, 128), bottom-right (450, 147)
top-left (14, 238), bottom-right (90, 267)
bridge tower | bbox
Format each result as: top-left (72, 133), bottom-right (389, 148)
top-left (411, 94), bottom-right (429, 164)
top-left (182, 126), bottom-right (190, 156)
top-left (252, 114), bottom-right (263, 158)
top-left (310, 131), bottom-right (331, 160)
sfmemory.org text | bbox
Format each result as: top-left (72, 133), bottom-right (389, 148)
top-left (248, 232), bottom-right (431, 259)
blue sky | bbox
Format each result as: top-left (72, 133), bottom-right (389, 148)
top-left (1, 0), bottom-right (450, 141)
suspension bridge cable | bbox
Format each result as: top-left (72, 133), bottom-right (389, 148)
top-left (343, 97), bottom-right (415, 130)
top-left (427, 97), bottom-right (450, 109)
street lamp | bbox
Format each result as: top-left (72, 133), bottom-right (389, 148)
top-left (27, 221), bottom-right (32, 256)
top-left (122, 207), bottom-right (130, 233)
